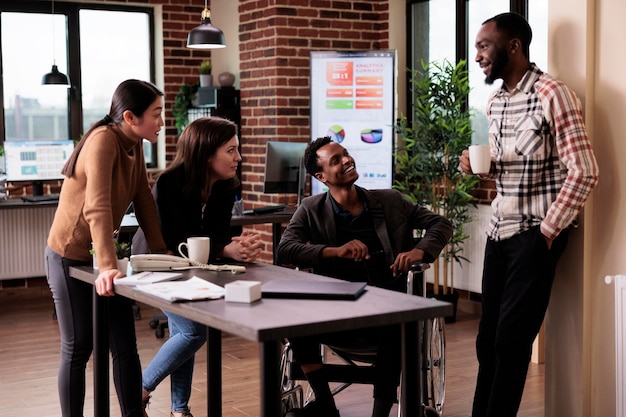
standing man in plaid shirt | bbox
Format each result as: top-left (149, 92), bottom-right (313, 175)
top-left (460, 12), bottom-right (599, 417)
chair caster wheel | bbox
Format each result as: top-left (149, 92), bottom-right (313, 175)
top-left (149, 319), bottom-right (159, 329)
top-left (155, 327), bottom-right (165, 338)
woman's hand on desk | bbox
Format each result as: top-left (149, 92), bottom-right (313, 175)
top-left (95, 269), bottom-right (124, 296)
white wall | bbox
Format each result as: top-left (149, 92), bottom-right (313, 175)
top-left (546, 0), bottom-right (626, 416)
top-left (209, 0), bottom-right (240, 89)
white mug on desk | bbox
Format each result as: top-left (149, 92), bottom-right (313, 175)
top-left (178, 237), bottom-right (210, 265)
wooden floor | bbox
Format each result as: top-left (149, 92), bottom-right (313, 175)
top-left (0, 286), bottom-right (544, 417)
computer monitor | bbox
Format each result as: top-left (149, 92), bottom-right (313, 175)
top-left (4, 139), bottom-right (74, 195)
top-left (263, 141), bottom-right (308, 203)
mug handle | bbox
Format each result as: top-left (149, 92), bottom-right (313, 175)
top-left (177, 242), bottom-right (190, 260)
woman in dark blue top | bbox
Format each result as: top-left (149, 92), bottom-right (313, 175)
top-left (141, 117), bottom-right (262, 417)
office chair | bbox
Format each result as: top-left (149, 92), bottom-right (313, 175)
top-left (280, 263), bottom-right (445, 417)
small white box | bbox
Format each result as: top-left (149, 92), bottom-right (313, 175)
top-left (225, 280), bottom-right (262, 303)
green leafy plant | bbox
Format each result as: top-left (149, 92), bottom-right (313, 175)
top-left (172, 83), bottom-right (199, 135)
top-left (394, 59), bottom-right (479, 296)
top-left (199, 60), bottom-right (212, 75)
top-left (89, 231), bottom-right (131, 259)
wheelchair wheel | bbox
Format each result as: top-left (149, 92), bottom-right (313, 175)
top-left (280, 342), bottom-right (304, 415)
top-left (423, 316), bottom-right (446, 414)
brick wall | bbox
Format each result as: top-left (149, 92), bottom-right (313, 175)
top-left (237, 0), bottom-right (390, 203)
top-left (236, 0), bottom-right (391, 261)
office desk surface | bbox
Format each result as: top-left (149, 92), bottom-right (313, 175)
top-left (69, 262), bottom-right (452, 417)
top-left (70, 262), bottom-right (452, 342)
top-left (230, 207), bottom-right (295, 227)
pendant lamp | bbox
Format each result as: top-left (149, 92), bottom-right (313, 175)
top-left (187, 0), bottom-right (226, 49)
top-left (42, 0), bottom-right (70, 85)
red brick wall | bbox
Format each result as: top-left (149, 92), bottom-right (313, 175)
top-left (237, 0), bottom-right (390, 206)
top-left (235, 0), bottom-right (391, 261)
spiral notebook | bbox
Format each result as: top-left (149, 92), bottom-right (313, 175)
top-left (261, 280), bottom-right (367, 301)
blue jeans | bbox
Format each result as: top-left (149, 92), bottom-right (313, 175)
top-left (142, 311), bottom-right (206, 413)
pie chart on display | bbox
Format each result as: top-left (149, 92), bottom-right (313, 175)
top-left (360, 128), bottom-right (383, 144)
top-left (327, 125), bottom-right (345, 143)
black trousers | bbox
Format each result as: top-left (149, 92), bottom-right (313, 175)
top-left (288, 324), bottom-right (401, 402)
top-left (471, 226), bottom-right (569, 417)
top-left (45, 246), bottom-right (143, 417)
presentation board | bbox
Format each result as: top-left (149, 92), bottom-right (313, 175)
top-left (310, 50), bottom-right (396, 195)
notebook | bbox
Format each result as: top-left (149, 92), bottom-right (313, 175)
top-left (135, 277), bottom-right (225, 302)
top-left (114, 271), bottom-right (183, 286)
top-left (261, 280), bottom-right (367, 301)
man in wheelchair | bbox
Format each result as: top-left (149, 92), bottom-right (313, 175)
top-left (276, 137), bottom-right (453, 417)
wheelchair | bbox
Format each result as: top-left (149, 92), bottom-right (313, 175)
top-left (280, 263), bottom-right (446, 417)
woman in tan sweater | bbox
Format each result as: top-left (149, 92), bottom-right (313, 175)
top-left (45, 79), bottom-right (167, 417)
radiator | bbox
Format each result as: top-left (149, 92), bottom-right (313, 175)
top-left (605, 274), bottom-right (626, 417)
top-left (425, 204), bottom-right (491, 293)
top-left (0, 206), bottom-right (57, 279)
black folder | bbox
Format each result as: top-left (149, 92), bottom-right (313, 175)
top-left (261, 280), bottom-right (367, 301)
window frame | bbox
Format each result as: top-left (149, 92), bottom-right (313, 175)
top-left (405, 0), bottom-right (529, 118)
top-left (0, 1), bottom-right (158, 167)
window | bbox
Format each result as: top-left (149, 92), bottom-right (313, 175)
top-left (407, 0), bottom-right (547, 146)
top-left (0, 2), bottom-right (158, 168)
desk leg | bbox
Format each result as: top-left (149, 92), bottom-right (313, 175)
top-left (93, 290), bottom-right (110, 417)
top-left (207, 327), bottom-right (222, 417)
top-left (400, 321), bottom-right (421, 417)
top-left (271, 222), bottom-right (282, 265)
top-left (260, 340), bottom-right (282, 417)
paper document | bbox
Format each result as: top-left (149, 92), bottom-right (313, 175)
top-left (114, 271), bottom-right (183, 286)
top-left (135, 276), bottom-right (225, 302)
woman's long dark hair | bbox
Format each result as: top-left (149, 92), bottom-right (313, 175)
top-left (62, 79), bottom-right (164, 177)
top-left (161, 116), bottom-right (240, 201)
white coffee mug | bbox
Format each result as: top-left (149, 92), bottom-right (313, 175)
top-left (469, 144), bottom-right (491, 174)
top-left (178, 237), bottom-right (211, 265)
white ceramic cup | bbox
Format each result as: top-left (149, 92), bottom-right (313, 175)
top-left (469, 144), bottom-right (491, 174)
top-left (178, 237), bottom-right (211, 265)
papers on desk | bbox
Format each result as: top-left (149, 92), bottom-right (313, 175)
top-left (135, 276), bottom-right (225, 302)
top-left (114, 271), bottom-right (183, 286)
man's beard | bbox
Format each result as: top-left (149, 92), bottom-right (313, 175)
top-left (485, 48), bottom-right (509, 85)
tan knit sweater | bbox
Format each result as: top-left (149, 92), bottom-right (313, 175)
top-left (48, 125), bottom-right (166, 271)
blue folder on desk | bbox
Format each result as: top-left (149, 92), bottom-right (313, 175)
top-left (261, 280), bottom-right (366, 301)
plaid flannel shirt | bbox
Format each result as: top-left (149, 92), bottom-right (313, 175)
top-left (485, 64), bottom-right (599, 241)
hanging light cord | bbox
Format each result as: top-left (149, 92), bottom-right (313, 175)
top-left (201, 0), bottom-right (211, 21)
top-left (51, 0), bottom-right (57, 66)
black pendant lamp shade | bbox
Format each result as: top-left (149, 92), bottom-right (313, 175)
top-left (42, 64), bottom-right (69, 85)
top-left (187, 5), bottom-right (226, 49)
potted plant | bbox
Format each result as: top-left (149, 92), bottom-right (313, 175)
top-left (394, 59), bottom-right (479, 322)
top-left (172, 83), bottom-right (199, 135)
top-left (90, 230), bottom-right (131, 275)
top-left (199, 60), bottom-right (212, 87)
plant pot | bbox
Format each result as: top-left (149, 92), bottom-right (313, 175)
top-left (427, 290), bottom-right (459, 324)
top-left (200, 74), bottom-right (212, 87)
top-left (117, 257), bottom-right (129, 276)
